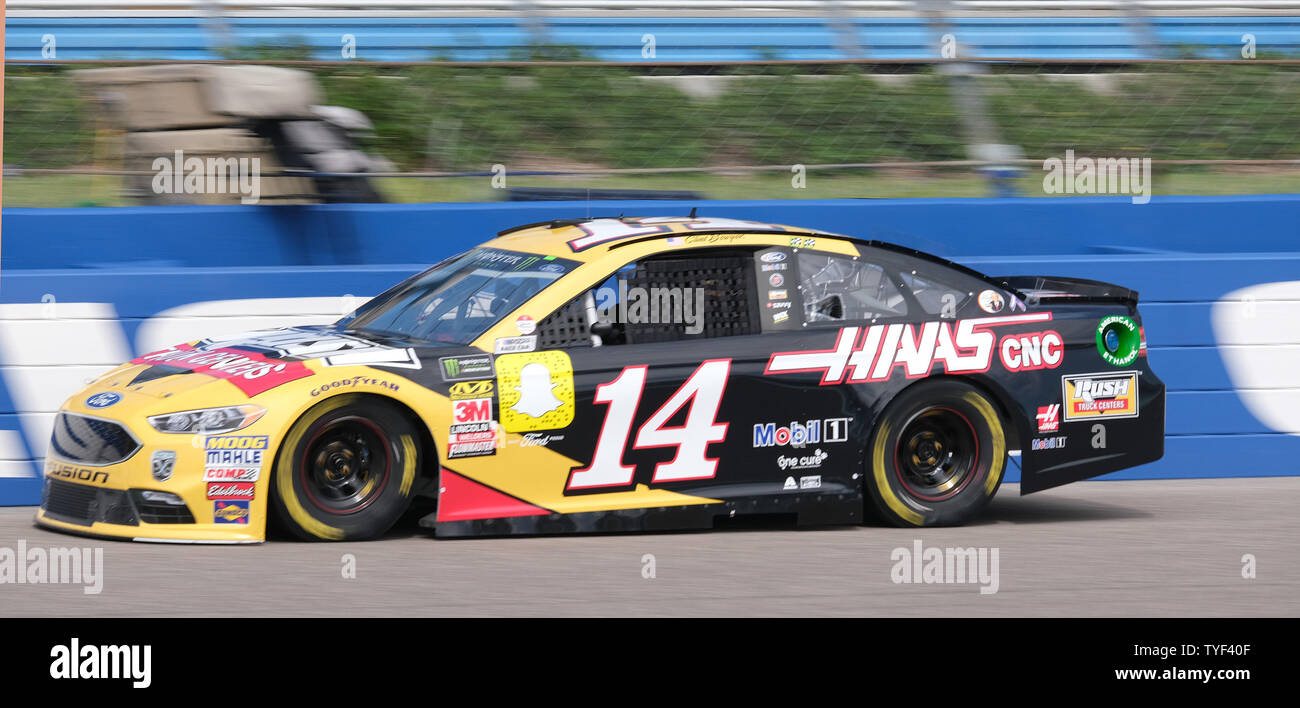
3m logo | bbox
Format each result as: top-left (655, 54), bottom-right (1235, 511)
top-left (449, 380), bottom-right (494, 400)
top-left (454, 398), bottom-right (493, 423)
top-left (1062, 372), bottom-right (1140, 421)
top-left (1036, 404), bottom-right (1061, 433)
top-left (764, 313), bottom-right (1053, 384)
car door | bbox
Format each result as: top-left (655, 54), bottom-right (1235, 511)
top-left (507, 244), bottom-right (861, 525)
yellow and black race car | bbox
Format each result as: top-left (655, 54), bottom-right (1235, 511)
top-left (37, 216), bottom-right (1164, 542)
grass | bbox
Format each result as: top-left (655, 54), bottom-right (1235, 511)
top-left (8, 61), bottom-right (1300, 177)
top-left (7, 169), bottom-right (1300, 208)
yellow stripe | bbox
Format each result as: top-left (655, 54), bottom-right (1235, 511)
top-left (871, 419), bottom-right (925, 526)
top-left (963, 392), bottom-right (1007, 496)
top-left (399, 435), bottom-right (417, 497)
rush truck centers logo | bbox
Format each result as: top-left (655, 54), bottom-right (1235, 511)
top-left (1062, 371), bottom-right (1140, 421)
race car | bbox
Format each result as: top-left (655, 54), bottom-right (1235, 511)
top-left (36, 216), bottom-right (1165, 542)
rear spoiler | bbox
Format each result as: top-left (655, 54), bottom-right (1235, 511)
top-left (997, 275), bottom-right (1139, 306)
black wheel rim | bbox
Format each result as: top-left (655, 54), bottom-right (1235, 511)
top-left (300, 416), bottom-right (391, 514)
top-left (894, 406), bottom-right (979, 502)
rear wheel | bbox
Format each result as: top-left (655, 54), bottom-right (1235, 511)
top-left (865, 380), bottom-right (1007, 527)
top-left (271, 395), bottom-right (420, 541)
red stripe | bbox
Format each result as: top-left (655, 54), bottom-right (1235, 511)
top-left (436, 469), bottom-right (549, 522)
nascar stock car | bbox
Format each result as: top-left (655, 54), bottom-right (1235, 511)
top-left (37, 216), bottom-right (1164, 542)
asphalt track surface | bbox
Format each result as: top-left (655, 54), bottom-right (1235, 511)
top-left (1, 478), bottom-right (1296, 617)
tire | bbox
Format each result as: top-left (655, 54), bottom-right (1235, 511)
top-left (864, 379), bottom-right (1007, 527)
top-left (271, 394), bottom-right (420, 541)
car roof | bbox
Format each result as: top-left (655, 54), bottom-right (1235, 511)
top-left (479, 215), bottom-right (1006, 291)
top-left (484, 216), bottom-right (844, 262)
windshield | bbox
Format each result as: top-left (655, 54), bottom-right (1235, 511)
top-left (338, 248), bottom-right (579, 345)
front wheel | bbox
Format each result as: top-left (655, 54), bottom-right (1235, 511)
top-left (865, 380), bottom-right (1007, 527)
top-left (271, 395), bottom-right (420, 541)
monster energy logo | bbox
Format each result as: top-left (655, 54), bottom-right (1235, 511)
top-left (438, 354), bottom-right (495, 382)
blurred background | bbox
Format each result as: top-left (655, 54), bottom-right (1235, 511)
top-left (5, 1), bottom-right (1300, 206)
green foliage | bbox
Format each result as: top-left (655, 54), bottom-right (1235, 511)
top-left (3, 68), bottom-right (94, 169)
top-left (5, 59), bottom-right (1300, 175)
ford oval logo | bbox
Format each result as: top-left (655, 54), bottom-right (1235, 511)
top-left (85, 392), bottom-right (121, 409)
top-left (761, 251), bottom-right (787, 263)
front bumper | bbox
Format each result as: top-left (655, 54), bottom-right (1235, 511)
top-left (35, 477), bottom-right (263, 544)
top-left (37, 409), bottom-right (275, 543)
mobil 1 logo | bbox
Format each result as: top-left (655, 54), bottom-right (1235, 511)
top-left (753, 417), bottom-right (851, 448)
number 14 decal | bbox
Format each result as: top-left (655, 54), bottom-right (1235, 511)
top-left (567, 359), bottom-right (732, 491)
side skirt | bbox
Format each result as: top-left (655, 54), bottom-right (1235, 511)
top-left (422, 492), bottom-right (863, 538)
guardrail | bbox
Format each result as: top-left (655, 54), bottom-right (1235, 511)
top-left (2, 195), bottom-right (1297, 505)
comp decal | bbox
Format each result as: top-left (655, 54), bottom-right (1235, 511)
top-left (1062, 371), bottom-right (1140, 421)
top-left (764, 313), bottom-right (1054, 384)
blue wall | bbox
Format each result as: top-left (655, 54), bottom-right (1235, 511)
top-left (7, 15), bottom-right (1300, 62)
top-left (2, 195), bottom-right (1298, 506)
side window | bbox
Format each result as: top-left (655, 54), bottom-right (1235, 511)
top-left (899, 271), bottom-right (973, 318)
top-left (535, 248), bottom-right (760, 347)
top-left (797, 251), bottom-right (908, 323)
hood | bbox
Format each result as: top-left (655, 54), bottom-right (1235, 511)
top-left (120, 325), bottom-right (445, 400)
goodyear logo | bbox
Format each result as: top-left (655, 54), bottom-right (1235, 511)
top-left (449, 380), bottom-right (494, 400)
top-left (204, 436), bottom-right (269, 451)
top-left (1062, 371), bottom-right (1140, 421)
top-left (213, 500), bottom-right (250, 524)
top-left (496, 351), bottom-right (575, 433)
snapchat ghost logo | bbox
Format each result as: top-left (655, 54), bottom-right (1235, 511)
top-left (513, 362), bottom-right (564, 418)
top-left (497, 351), bottom-right (574, 432)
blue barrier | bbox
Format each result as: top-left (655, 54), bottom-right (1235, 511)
top-left (7, 15), bottom-right (1300, 62)
top-left (2, 195), bottom-right (1297, 506)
